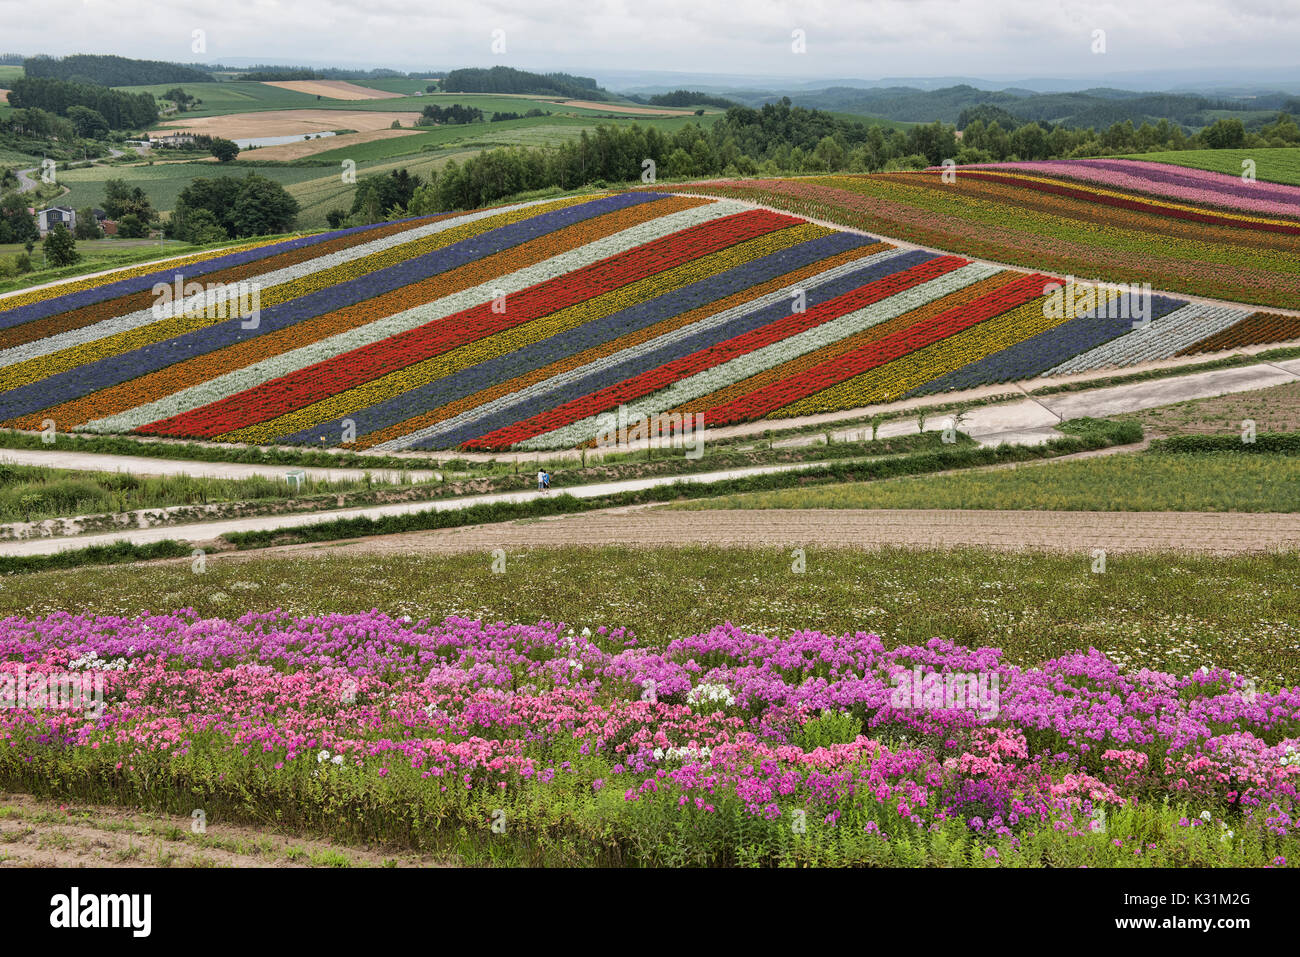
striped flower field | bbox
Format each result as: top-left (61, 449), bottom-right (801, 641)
top-left (2, 184), bottom-right (1298, 452)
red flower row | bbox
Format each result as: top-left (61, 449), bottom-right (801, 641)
top-left (143, 209), bottom-right (798, 438)
top-left (700, 271), bottom-right (1053, 426)
top-left (464, 255), bottom-right (968, 449)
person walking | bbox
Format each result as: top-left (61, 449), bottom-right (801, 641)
top-left (537, 468), bottom-right (546, 492)
top-left (543, 470), bottom-right (552, 491)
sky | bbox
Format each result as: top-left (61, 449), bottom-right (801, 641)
top-left (3, 0), bottom-right (1298, 85)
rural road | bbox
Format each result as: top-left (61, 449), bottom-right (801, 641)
top-left (249, 507), bottom-right (1300, 558)
top-left (0, 447), bottom-right (441, 485)
top-left (15, 147), bottom-right (123, 195)
top-left (0, 458), bottom-right (830, 556)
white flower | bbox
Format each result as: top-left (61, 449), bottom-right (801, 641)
top-left (687, 682), bottom-right (736, 709)
top-left (652, 748), bottom-right (664, 761)
top-left (331, 755), bottom-right (344, 766)
top-left (581, 627), bottom-right (591, 637)
top-left (318, 750), bottom-right (331, 764)
top-left (1200, 810), bottom-right (1212, 822)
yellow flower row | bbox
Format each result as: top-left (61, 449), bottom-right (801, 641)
top-left (218, 222), bottom-right (830, 443)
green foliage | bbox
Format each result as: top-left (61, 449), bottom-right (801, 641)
top-left (22, 53), bottom-right (209, 86)
top-left (8, 76), bottom-right (158, 129)
top-left (0, 191), bottom-right (38, 244)
top-left (790, 710), bottom-right (863, 750)
top-left (1150, 431), bottom-right (1300, 454)
top-left (73, 206), bottom-right (102, 239)
top-left (42, 222), bottom-right (79, 266)
top-left (171, 172), bottom-right (298, 238)
top-left (209, 137), bottom-right (240, 162)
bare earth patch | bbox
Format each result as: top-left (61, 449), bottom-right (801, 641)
top-left (235, 507), bottom-right (1300, 560)
top-left (1121, 380), bottom-right (1300, 436)
top-left (155, 109), bottom-right (423, 139)
top-left (236, 127), bottom-right (423, 161)
top-left (0, 792), bottom-right (452, 868)
top-left (0, 90), bottom-right (9, 104)
top-left (559, 100), bottom-right (694, 115)
top-left (260, 80), bottom-right (405, 100)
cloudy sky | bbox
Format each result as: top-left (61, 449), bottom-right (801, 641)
top-left (4, 0), bottom-right (1298, 83)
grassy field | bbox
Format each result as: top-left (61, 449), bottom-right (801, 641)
top-left (53, 160), bottom-right (333, 212)
top-left (1119, 381), bottom-right (1300, 436)
top-left (1114, 147), bottom-right (1300, 185)
top-left (0, 462), bottom-right (373, 524)
top-left (0, 235), bottom-right (265, 295)
top-left (113, 82), bottom-right (666, 122)
top-left (676, 450), bottom-right (1300, 513)
top-left (1, 544), bottom-right (1296, 684)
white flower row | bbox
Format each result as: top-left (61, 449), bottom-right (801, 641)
top-left (374, 247), bottom-right (912, 450)
top-left (686, 682), bottom-right (736, 708)
top-left (83, 199), bottom-right (745, 434)
top-left (0, 199), bottom-right (559, 371)
top-left (1045, 304), bottom-right (1249, 375)
top-left (520, 262), bottom-right (998, 449)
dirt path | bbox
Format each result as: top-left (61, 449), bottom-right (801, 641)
top-left (249, 506), bottom-right (1300, 558)
top-left (0, 791), bottom-right (452, 868)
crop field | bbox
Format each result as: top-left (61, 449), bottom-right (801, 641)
top-left (1115, 148), bottom-right (1300, 186)
top-left (673, 159), bottom-right (1300, 310)
top-left (679, 449), bottom-right (1300, 513)
top-left (116, 82), bottom-right (654, 121)
top-left (4, 189), bottom-right (1299, 452)
top-left (0, 546), bottom-right (1296, 866)
top-left (53, 161), bottom-right (333, 214)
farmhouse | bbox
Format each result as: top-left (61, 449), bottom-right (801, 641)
top-left (35, 205), bottom-right (76, 236)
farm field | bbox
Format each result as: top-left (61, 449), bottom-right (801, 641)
top-left (678, 449), bottom-right (1300, 513)
top-left (0, 545), bottom-right (1296, 866)
top-left (114, 82), bottom-right (664, 121)
top-left (153, 108), bottom-right (424, 139)
top-left (260, 79), bottom-right (406, 100)
top-left (1120, 380), bottom-right (1300, 435)
top-left (1115, 148), bottom-right (1300, 186)
top-left (671, 160), bottom-right (1300, 310)
top-left (7, 189), bottom-right (1300, 453)
top-left (52, 161), bottom-right (335, 215)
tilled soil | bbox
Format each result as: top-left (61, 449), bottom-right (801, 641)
top-left (242, 506), bottom-right (1300, 558)
top-left (0, 792), bottom-right (451, 868)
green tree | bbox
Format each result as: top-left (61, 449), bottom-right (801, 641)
top-left (210, 138), bottom-right (240, 162)
top-left (0, 192), bottom-right (39, 245)
top-left (665, 147), bottom-right (694, 178)
top-left (73, 207), bottom-right (102, 239)
top-left (1200, 117), bottom-right (1246, 149)
top-left (230, 173), bottom-right (299, 236)
top-left (116, 213), bottom-right (147, 238)
top-left (43, 222), bottom-right (80, 265)
top-left (66, 105), bottom-right (109, 139)
top-left (177, 207), bottom-right (227, 244)
top-left (102, 179), bottom-right (155, 222)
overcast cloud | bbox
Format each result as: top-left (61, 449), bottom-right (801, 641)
top-left (2, 0), bottom-right (1297, 83)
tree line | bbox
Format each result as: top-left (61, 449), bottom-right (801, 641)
top-left (7, 77), bottom-right (158, 130)
top-left (326, 100), bottom-right (1300, 221)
